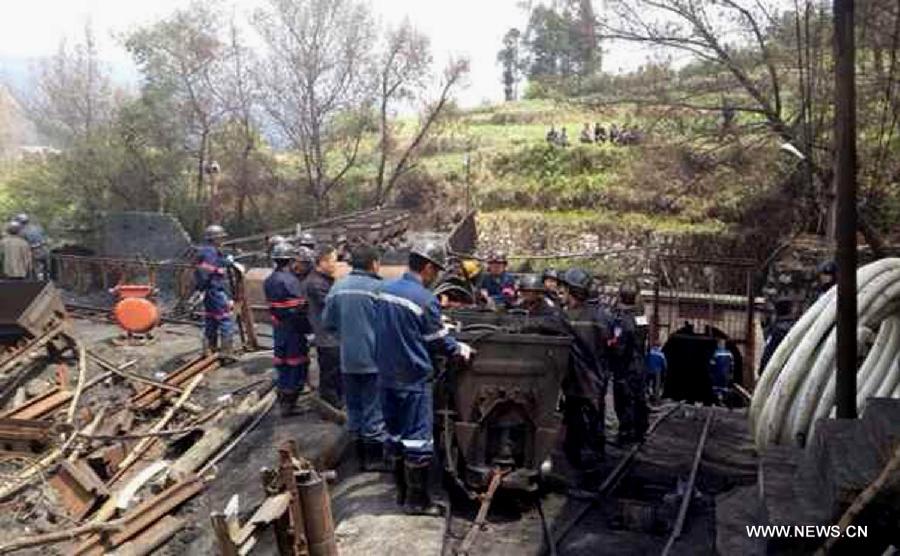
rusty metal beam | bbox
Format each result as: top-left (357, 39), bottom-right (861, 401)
top-left (0, 418), bottom-right (52, 456)
top-left (129, 354), bottom-right (218, 411)
top-left (49, 460), bottom-right (109, 520)
top-left (0, 387), bottom-right (73, 421)
top-left (0, 322), bottom-right (66, 376)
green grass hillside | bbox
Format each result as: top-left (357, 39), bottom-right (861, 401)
top-left (405, 99), bottom-right (787, 259)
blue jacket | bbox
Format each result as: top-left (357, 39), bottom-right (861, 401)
top-left (323, 270), bottom-right (382, 375)
top-left (375, 272), bottom-right (460, 391)
top-left (194, 244), bottom-right (229, 293)
top-left (646, 347), bottom-right (667, 375)
top-left (709, 347), bottom-right (734, 388)
top-left (478, 272), bottom-right (516, 304)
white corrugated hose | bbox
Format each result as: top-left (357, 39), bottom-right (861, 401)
top-left (750, 258), bottom-right (900, 450)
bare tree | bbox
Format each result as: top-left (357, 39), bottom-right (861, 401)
top-left (25, 22), bottom-right (114, 146)
top-left (125, 2), bottom-right (233, 216)
top-left (598, 0), bottom-right (887, 253)
top-left (375, 58), bottom-right (470, 206)
top-left (373, 20), bottom-right (432, 205)
top-left (254, 0), bottom-right (376, 216)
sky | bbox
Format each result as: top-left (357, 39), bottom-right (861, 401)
top-left (0, 0), bottom-right (653, 106)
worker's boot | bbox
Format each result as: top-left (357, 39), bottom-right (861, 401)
top-left (388, 454), bottom-right (407, 506)
top-left (204, 335), bottom-right (219, 356)
top-left (278, 389), bottom-right (300, 417)
top-left (360, 439), bottom-right (390, 472)
top-left (218, 338), bottom-right (239, 365)
top-left (403, 461), bottom-right (443, 516)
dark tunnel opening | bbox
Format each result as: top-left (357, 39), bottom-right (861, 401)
top-left (662, 323), bottom-right (744, 405)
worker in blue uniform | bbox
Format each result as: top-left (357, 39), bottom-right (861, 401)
top-left (645, 343), bottom-right (667, 403)
top-left (264, 242), bottom-right (311, 416)
top-left (709, 338), bottom-right (734, 405)
top-left (477, 251), bottom-right (516, 307)
top-left (194, 224), bottom-right (236, 358)
top-left (375, 241), bottom-right (473, 515)
top-left (324, 243), bottom-right (386, 470)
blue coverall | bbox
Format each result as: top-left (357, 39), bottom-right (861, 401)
top-left (264, 267), bottom-right (310, 392)
top-left (323, 269), bottom-right (385, 441)
top-left (374, 272), bottom-right (460, 464)
top-left (478, 272), bottom-right (516, 305)
top-left (194, 244), bottom-right (235, 350)
top-left (709, 346), bottom-right (734, 401)
top-left (645, 346), bottom-right (667, 399)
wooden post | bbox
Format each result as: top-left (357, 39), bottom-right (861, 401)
top-left (744, 268), bottom-right (757, 389)
top-left (262, 467), bottom-right (294, 556)
top-left (210, 513), bottom-right (240, 556)
top-left (279, 442), bottom-right (309, 556)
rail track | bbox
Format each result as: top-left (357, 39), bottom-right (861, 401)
top-left (438, 402), bottom-right (719, 556)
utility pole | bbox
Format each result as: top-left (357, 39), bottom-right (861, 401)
top-left (834, 0), bottom-right (857, 419)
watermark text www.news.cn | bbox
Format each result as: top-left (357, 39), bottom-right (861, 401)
top-left (746, 525), bottom-right (868, 539)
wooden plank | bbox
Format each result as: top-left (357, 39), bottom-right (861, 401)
top-left (250, 492), bottom-right (291, 526)
top-left (232, 493), bottom-right (291, 547)
top-left (211, 513), bottom-right (240, 556)
top-left (114, 515), bottom-right (185, 556)
top-left (74, 475), bottom-right (205, 556)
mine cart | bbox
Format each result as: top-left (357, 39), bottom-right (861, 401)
top-left (439, 310), bottom-right (572, 493)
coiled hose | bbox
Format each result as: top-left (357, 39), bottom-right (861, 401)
top-left (750, 258), bottom-right (900, 449)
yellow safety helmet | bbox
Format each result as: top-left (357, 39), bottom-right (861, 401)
top-left (462, 259), bottom-right (481, 279)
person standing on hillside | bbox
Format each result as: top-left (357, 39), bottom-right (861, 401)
top-left (1, 221), bottom-right (33, 279)
top-left (580, 123), bottom-right (593, 144)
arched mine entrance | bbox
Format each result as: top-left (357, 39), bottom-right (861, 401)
top-left (662, 323), bottom-right (744, 405)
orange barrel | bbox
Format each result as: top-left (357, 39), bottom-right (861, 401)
top-left (113, 297), bottom-right (160, 334)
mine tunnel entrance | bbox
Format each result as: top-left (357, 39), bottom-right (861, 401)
top-left (662, 323), bottom-right (744, 405)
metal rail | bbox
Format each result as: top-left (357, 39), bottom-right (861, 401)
top-left (660, 408), bottom-right (714, 556)
top-left (542, 402), bottom-right (685, 555)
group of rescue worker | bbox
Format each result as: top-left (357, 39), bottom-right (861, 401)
top-left (0, 213), bottom-right (48, 280)
top-left (193, 225), bottom-right (473, 515)
top-left (193, 226), bottom-right (652, 513)
top-left (466, 251), bottom-right (651, 476)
